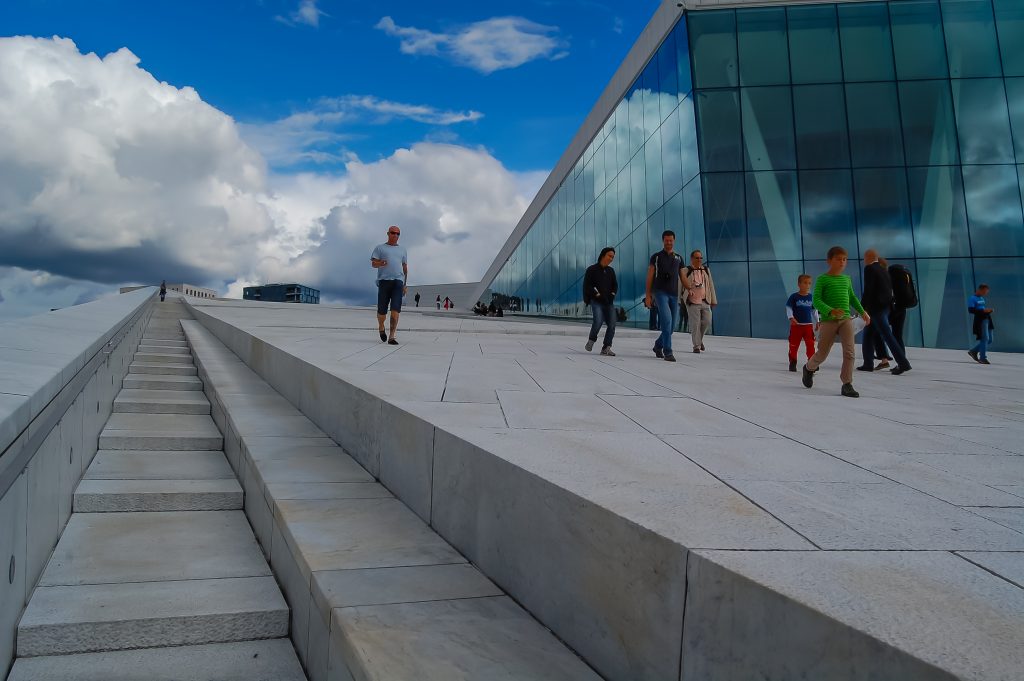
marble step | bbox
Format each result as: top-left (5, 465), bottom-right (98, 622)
top-left (85, 450), bottom-right (235, 481)
top-left (99, 413), bottom-right (223, 451)
top-left (7, 639), bottom-right (306, 681)
top-left (114, 389), bottom-right (210, 415)
top-left (129, 362), bottom-right (197, 376)
top-left (74, 479), bottom-right (243, 512)
top-left (133, 352), bottom-right (195, 364)
top-left (138, 343), bottom-right (190, 355)
top-left (122, 374), bottom-right (203, 391)
top-left (140, 338), bottom-right (189, 348)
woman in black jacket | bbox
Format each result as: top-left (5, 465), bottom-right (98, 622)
top-left (582, 247), bottom-right (618, 355)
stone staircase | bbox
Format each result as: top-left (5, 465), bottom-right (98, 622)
top-left (8, 299), bottom-right (306, 680)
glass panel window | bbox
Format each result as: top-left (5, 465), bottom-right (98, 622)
top-left (853, 168), bottom-right (915, 259)
top-left (838, 2), bottom-right (895, 82)
top-left (683, 177), bottom-right (707, 256)
top-left (951, 78), bottom-right (1015, 165)
top-left (641, 59), bottom-right (662, 140)
top-left (630, 152), bottom-right (647, 230)
top-left (664, 191), bottom-right (684, 249)
top-left (662, 108), bottom-right (684, 201)
top-left (942, 0), bottom-right (1002, 78)
top-left (908, 166), bottom-right (972, 258)
top-left (657, 29), bottom-right (679, 120)
top-left (679, 96), bottom-right (700, 184)
top-left (1002, 78), bottom-right (1024, 161)
top-left (702, 172), bottom-right (747, 262)
top-left (594, 141), bottom-right (607, 193)
top-left (708, 262), bottom-right (751, 337)
top-left (742, 86), bottom-right (796, 171)
top-left (617, 169), bottom-right (632, 244)
top-left (793, 84), bottom-right (851, 169)
top-left (994, 0), bottom-right (1024, 77)
top-left (675, 17), bottom-right (694, 95)
top-left (847, 82), bottom-right (905, 168)
top-left (689, 10), bottom-right (738, 89)
top-left (799, 169), bottom-right (858, 260)
top-left (899, 80), bottom-right (960, 166)
top-left (746, 171), bottom-right (801, 261)
top-left (971, 257), bottom-right (1024, 351)
top-left (916, 257), bottom-right (975, 348)
top-left (963, 164), bottom-right (1024, 256)
top-left (645, 128), bottom-right (664, 215)
top-left (891, 0), bottom-right (949, 80)
top-left (750, 260), bottom-right (805, 339)
top-left (787, 5), bottom-right (842, 84)
top-left (737, 8), bottom-right (790, 86)
top-left (627, 85), bottom-right (645, 157)
top-left (696, 89), bottom-right (743, 172)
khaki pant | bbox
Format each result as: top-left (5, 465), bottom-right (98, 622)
top-left (806, 318), bottom-right (856, 385)
top-left (687, 302), bottom-right (712, 349)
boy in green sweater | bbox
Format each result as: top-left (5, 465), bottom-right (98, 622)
top-left (802, 246), bottom-right (871, 398)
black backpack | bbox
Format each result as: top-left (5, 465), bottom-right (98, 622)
top-left (889, 264), bottom-right (918, 309)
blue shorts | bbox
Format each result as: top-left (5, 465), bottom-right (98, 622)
top-left (377, 279), bottom-right (404, 315)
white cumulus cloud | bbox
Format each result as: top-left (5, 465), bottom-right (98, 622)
top-left (376, 16), bottom-right (570, 74)
top-left (276, 0), bottom-right (325, 28)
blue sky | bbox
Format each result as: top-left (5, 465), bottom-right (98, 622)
top-left (0, 0), bottom-right (661, 317)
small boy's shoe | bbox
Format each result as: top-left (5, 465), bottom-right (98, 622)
top-left (856, 364), bottom-right (874, 372)
top-left (979, 358), bottom-right (991, 365)
top-left (653, 346), bottom-right (664, 358)
top-left (841, 383), bottom-right (860, 398)
top-left (600, 346), bottom-right (615, 356)
top-left (801, 364), bottom-right (815, 388)
top-left (664, 354), bottom-right (676, 362)
top-left (585, 340), bottom-right (595, 352)
top-left (967, 350), bottom-right (980, 363)
top-left (789, 359), bottom-right (797, 372)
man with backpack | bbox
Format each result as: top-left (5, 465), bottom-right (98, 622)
top-left (682, 250), bottom-right (717, 353)
top-left (888, 262), bottom-right (918, 352)
top-left (858, 249), bottom-right (911, 375)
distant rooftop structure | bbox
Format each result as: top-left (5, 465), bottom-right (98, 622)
top-left (243, 283), bottom-right (320, 304)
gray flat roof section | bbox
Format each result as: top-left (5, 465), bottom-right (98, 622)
top-left (186, 298), bottom-right (1024, 681)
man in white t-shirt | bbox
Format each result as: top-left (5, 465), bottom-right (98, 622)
top-left (370, 225), bottom-right (408, 345)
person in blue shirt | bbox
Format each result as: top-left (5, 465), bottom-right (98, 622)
top-left (370, 225), bottom-right (408, 345)
top-left (967, 284), bottom-right (994, 365)
top-left (786, 274), bottom-right (819, 372)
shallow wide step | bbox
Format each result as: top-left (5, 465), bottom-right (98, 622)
top-left (7, 639), bottom-right (306, 681)
top-left (133, 352), bottom-right (195, 364)
top-left (140, 338), bottom-right (189, 348)
top-left (139, 343), bottom-right (190, 355)
top-left (85, 451), bottom-right (236, 481)
top-left (129, 362), bottom-right (197, 376)
top-left (114, 389), bottom-right (210, 414)
top-left (74, 479), bottom-right (243, 512)
top-left (99, 413), bottom-right (222, 451)
top-left (142, 329), bottom-right (185, 340)
top-left (123, 374), bottom-right (203, 391)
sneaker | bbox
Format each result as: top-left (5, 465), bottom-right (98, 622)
top-left (387, 338), bottom-right (399, 345)
top-left (664, 354), bottom-right (676, 362)
top-left (890, 364), bottom-right (911, 375)
top-left (379, 330), bottom-right (387, 342)
top-left (801, 364), bottom-right (815, 388)
top-left (654, 346), bottom-right (664, 359)
top-left (841, 383), bottom-right (860, 398)
top-left (856, 364), bottom-right (874, 372)
top-left (585, 340), bottom-right (595, 352)
top-left (875, 359), bottom-right (890, 370)
top-left (789, 360), bottom-right (797, 372)
top-left (600, 346), bottom-right (616, 356)
top-left (979, 358), bottom-right (991, 365)
top-left (693, 348), bottom-right (701, 354)
top-left (967, 350), bottom-right (980, 363)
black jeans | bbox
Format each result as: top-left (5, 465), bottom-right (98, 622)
top-left (589, 302), bottom-right (616, 347)
top-left (890, 306), bottom-right (907, 351)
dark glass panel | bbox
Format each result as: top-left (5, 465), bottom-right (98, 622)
top-left (683, 177), bottom-right (708, 256)
top-left (630, 152), bottom-right (647, 230)
top-left (916, 257), bottom-right (975, 348)
top-left (853, 168), bottom-right (915, 259)
top-left (641, 58), bottom-right (662, 140)
top-left (799, 169), bottom-right (858, 260)
top-left (942, 0), bottom-right (1002, 78)
top-left (689, 10), bottom-right (739, 89)
top-left (899, 80), bottom-right (960, 166)
top-left (617, 168), bottom-right (632, 243)
top-left (847, 82), bottom-right (905, 168)
top-left (908, 166), bottom-right (972, 258)
top-left (664, 190), bottom-right (684, 250)
top-left (696, 89), bottom-right (743, 172)
top-left (750, 260), bottom-right (805, 339)
top-left (618, 229), bottom-right (635, 303)
top-left (657, 28), bottom-right (679, 120)
top-left (737, 8), bottom-right (790, 86)
top-left (891, 0), bottom-right (949, 80)
top-left (972, 257), bottom-right (1024, 351)
top-left (675, 16), bottom-right (694, 95)
top-left (632, 226), bottom-right (649, 309)
top-left (645, 128), bottom-right (664, 215)
top-left (793, 84), bottom-right (851, 169)
top-left (615, 98), bottom-right (631, 172)
top-left (702, 172), bottom-right (747, 261)
top-left (662, 108), bottom-right (684, 201)
top-left (787, 5), bottom-right (842, 84)
top-left (994, 0), bottom-right (1024, 77)
top-left (951, 78), bottom-right (1015, 165)
top-left (1003, 78), bottom-right (1024, 161)
top-left (962, 164), bottom-right (1024, 256)
top-left (679, 96), bottom-right (701, 184)
top-left (708, 261), bottom-right (751, 337)
top-left (746, 171), bottom-right (802, 261)
top-left (838, 2), bottom-right (895, 82)
top-left (574, 172), bottom-right (585, 223)
top-left (595, 192), bottom-right (608, 251)
top-left (594, 140), bottom-right (607, 194)
top-left (741, 86), bottom-right (796, 171)
top-left (647, 206), bottom-right (666, 262)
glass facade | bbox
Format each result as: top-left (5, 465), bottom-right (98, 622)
top-left (243, 283), bottom-right (320, 304)
top-left (487, 0), bottom-right (1024, 352)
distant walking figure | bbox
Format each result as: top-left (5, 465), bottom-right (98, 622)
top-left (583, 247), bottom-right (618, 356)
top-left (414, 292), bottom-right (421, 307)
top-left (436, 295), bottom-right (441, 310)
top-left (444, 296), bottom-right (451, 310)
top-left (159, 280), bottom-right (167, 302)
top-left (370, 225), bottom-right (408, 345)
top-left (967, 284), bottom-right (995, 365)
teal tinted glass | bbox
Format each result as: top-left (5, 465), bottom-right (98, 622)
top-left (994, 0), bottom-right (1024, 76)
top-left (741, 86), bottom-right (797, 171)
top-left (799, 169), bottom-right (858, 259)
top-left (708, 262), bottom-right (751, 336)
top-left (942, 0), bottom-right (1002, 77)
top-left (662, 108), bottom-right (684, 200)
top-left (679, 96), bottom-right (700, 184)
top-left (631, 151), bottom-right (648, 229)
top-left (746, 171), bottom-right (802, 261)
top-left (750, 260), bottom-right (805, 339)
top-left (838, 2), bottom-right (896, 82)
top-left (854, 168), bottom-right (915, 258)
top-left (675, 17), bottom-right (694, 95)
top-left (737, 8), bottom-right (790, 86)
top-left (702, 172), bottom-right (747, 261)
top-left (787, 5), bottom-right (843, 84)
top-left (847, 82), bottom-right (905, 167)
top-left (793, 84), bottom-right (851, 169)
top-left (916, 257), bottom-right (975, 348)
top-left (962, 164), bottom-right (1024, 256)
top-left (972, 257), bottom-right (1024, 351)
top-left (683, 177), bottom-right (707, 256)
top-left (645, 129), bottom-right (664, 216)
top-left (1004, 78), bottom-right (1024, 160)
top-left (891, 1), bottom-right (949, 80)
top-left (689, 10), bottom-right (738, 88)
top-left (658, 30), bottom-right (679, 118)
top-left (908, 166), bottom-right (972, 258)
top-left (696, 89), bottom-right (743, 172)
top-left (951, 78), bottom-right (1015, 165)
top-left (641, 59), bottom-right (661, 140)
top-left (899, 80), bottom-right (960, 166)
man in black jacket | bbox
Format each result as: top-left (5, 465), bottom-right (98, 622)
top-left (583, 247), bottom-right (618, 356)
top-left (858, 249), bottom-right (911, 375)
